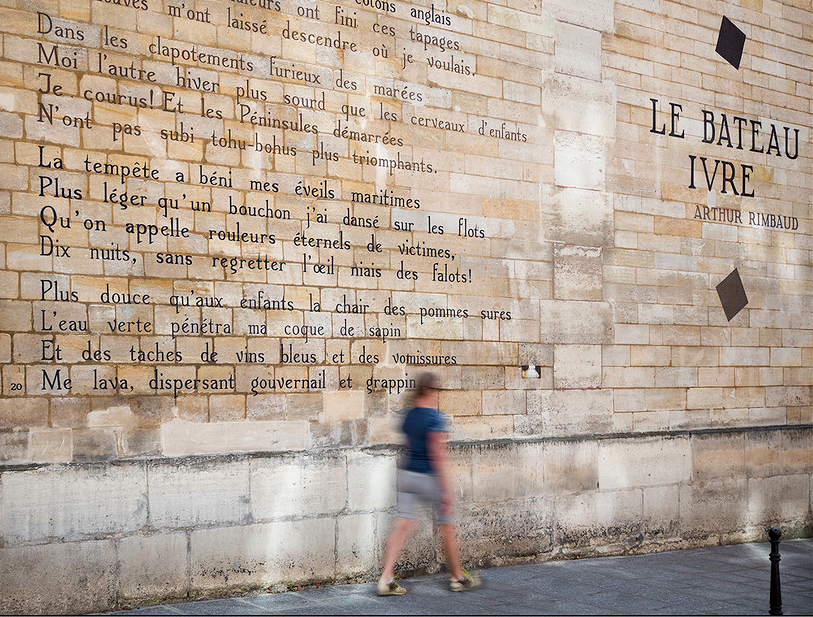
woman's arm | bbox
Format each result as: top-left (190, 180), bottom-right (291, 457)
top-left (427, 430), bottom-right (454, 515)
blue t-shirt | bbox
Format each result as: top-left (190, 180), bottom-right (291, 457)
top-left (401, 406), bottom-right (449, 474)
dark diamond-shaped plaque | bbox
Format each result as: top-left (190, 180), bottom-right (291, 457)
top-left (716, 269), bottom-right (748, 321)
top-left (716, 16), bottom-right (746, 69)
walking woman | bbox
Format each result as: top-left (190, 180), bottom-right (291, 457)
top-left (377, 372), bottom-right (481, 595)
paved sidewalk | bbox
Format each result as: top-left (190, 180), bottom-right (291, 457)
top-left (110, 539), bottom-right (812, 615)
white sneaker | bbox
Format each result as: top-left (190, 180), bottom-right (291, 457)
top-left (449, 570), bottom-right (481, 592)
top-left (377, 577), bottom-right (406, 596)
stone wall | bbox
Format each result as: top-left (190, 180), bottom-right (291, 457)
top-left (0, 0), bottom-right (811, 612)
top-left (1, 426), bottom-right (811, 613)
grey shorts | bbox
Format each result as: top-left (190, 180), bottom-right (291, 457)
top-left (396, 469), bottom-right (453, 525)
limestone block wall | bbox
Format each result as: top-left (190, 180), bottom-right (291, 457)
top-left (1, 426), bottom-right (811, 614)
top-left (0, 0), bottom-right (811, 612)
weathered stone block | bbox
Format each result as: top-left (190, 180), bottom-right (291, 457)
top-left (554, 344), bottom-right (602, 388)
top-left (691, 432), bottom-right (745, 482)
top-left (208, 394), bottom-right (245, 422)
top-left (645, 387), bottom-right (687, 410)
top-left (72, 428), bottom-right (118, 462)
top-left (766, 386), bottom-right (812, 407)
top-left (336, 513), bottom-right (378, 578)
top-left (0, 429), bottom-right (29, 463)
top-left (542, 188), bottom-right (613, 246)
top-left (30, 428), bottom-right (71, 463)
top-left (457, 498), bottom-right (553, 565)
top-left (460, 366), bottom-right (505, 390)
top-left (643, 485), bottom-right (680, 539)
top-left (246, 394), bottom-right (285, 420)
top-left (720, 347), bottom-right (770, 366)
top-left (747, 475), bottom-right (811, 527)
top-left (160, 418), bottom-right (309, 456)
top-left (542, 439), bottom-right (599, 495)
top-left (524, 389), bottom-right (613, 436)
top-left (544, 76), bottom-right (615, 138)
top-left (440, 389), bottom-right (482, 416)
top-left (780, 430), bottom-right (813, 474)
top-left (148, 459), bottom-right (250, 529)
top-left (554, 131), bottom-right (605, 190)
top-left (347, 451), bottom-right (397, 512)
top-left (0, 464), bottom-right (147, 545)
top-left (550, 0), bottom-right (614, 31)
top-left (554, 245), bottom-right (603, 301)
top-left (190, 520), bottom-right (335, 591)
top-left (488, 5), bottom-right (554, 36)
top-left (482, 389), bottom-right (526, 415)
top-left (122, 428), bottom-right (161, 457)
top-left (0, 540), bottom-right (117, 614)
top-left (679, 478), bottom-right (749, 537)
top-left (539, 301), bottom-right (614, 344)
top-left (0, 300), bottom-right (31, 332)
top-left (554, 489), bottom-right (643, 546)
top-left (49, 397), bottom-right (90, 428)
top-left (686, 387), bottom-right (723, 409)
top-left (743, 430), bottom-right (782, 478)
top-left (367, 415), bottom-right (401, 445)
top-left (323, 390), bottom-right (365, 422)
top-left (598, 436), bottom-right (691, 489)
top-left (250, 453), bottom-right (346, 520)
top-left (118, 532), bottom-right (189, 602)
top-left (450, 415), bottom-right (513, 441)
top-left (469, 443), bottom-right (544, 502)
top-left (0, 397), bottom-right (48, 429)
top-left (555, 21), bottom-right (602, 80)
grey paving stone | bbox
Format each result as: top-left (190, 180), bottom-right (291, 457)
top-left (587, 591), bottom-right (655, 612)
top-left (331, 596), bottom-right (401, 612)
top-left (699, 571), bottom-right (766, 587)
top-left (245, 592), bottom-right (327, 610)
top-left (782, 572), bottom-right (813, 582)
top-left (168, 598), bottom-right (270, 615)
top-left (103, 539), bottom-right (813, 615)
top-left (335, 602), bottom-right (424, 615)
top-left (534, 598), bottom-right (626, 615)
top-left (303, 582), bottom-right (375, 596)
top-left (106, 607), bottom-right (186, 615)
top-left (266, 604), bottom-right (361, 615)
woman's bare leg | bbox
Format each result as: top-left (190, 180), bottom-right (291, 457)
top-left (381, 517), bottom-right (417, 581)
top-left (440, 523), bottom-right (464, 580)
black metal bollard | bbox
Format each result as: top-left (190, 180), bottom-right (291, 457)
top-left (768, 528), bottom-right (782, 616)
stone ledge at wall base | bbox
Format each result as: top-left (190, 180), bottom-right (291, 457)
top-left (0, 424), bottom-right (811, 615)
